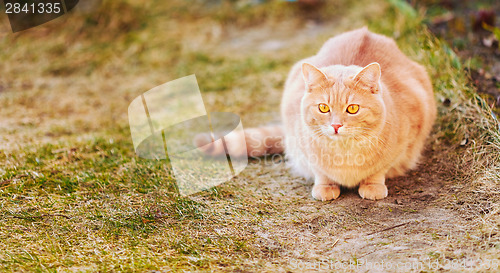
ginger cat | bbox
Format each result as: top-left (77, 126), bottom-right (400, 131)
top-left (196, 27), bottom-right (436, 201)
top-left (281, 27), bottom-right (436, 200)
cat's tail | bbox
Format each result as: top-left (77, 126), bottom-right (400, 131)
top-left (194, 125), bottom-right (284, 158)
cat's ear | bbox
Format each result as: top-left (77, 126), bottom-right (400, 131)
top-left (302, 63), bottom-right (328, 88)
top-left (353, 62), bottom-right (381, 93)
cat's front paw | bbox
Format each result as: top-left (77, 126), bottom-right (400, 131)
top-left (358, 184), bottom-right (388, 200)
top-left (312, 184), bottom-right (341, 201)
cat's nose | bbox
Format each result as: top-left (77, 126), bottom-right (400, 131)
top-left (331, 123), bottom-right (343, 134)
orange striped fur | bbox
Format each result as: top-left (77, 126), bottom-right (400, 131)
top-left (282, 27), bottom-right (436, 201)
top-left (194, 125), bottom-right (284, 158)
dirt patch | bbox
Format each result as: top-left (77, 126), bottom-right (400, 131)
top-left (217, 141), bottom-right (483, 271)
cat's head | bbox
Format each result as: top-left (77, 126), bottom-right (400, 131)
top-left (300, 62), bottom-right (386, 141)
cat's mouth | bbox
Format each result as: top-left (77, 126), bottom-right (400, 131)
top-left (326, 133), bottom-right (345, 140)
top-left (321, 126), bottom-right (348, 139)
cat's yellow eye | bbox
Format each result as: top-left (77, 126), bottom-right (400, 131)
top-left (318, 103), bottom-right (330, 113)
top-left (347, 104), bottom-right (359, 114)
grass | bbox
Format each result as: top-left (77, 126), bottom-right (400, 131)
top-left (1, 0), bottom-right (499, 271)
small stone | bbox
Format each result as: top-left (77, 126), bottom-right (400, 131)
top-left (482, 34), bottom-right (496, 48)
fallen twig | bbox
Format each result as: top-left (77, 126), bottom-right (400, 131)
top-left (12, 214), bottom-right (71, 220)
top-left (365, 221), bottom-right (411, 236)
top-left (0, 179), bottom-right (12, 186)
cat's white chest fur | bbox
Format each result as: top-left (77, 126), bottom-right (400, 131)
top-left (314, 138), bottom-right (377, 187)
top-left (287, 135), bottom-right (378, 187)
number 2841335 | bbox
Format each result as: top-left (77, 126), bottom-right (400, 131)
top-left (5, 2), bottom-right (63, 14)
